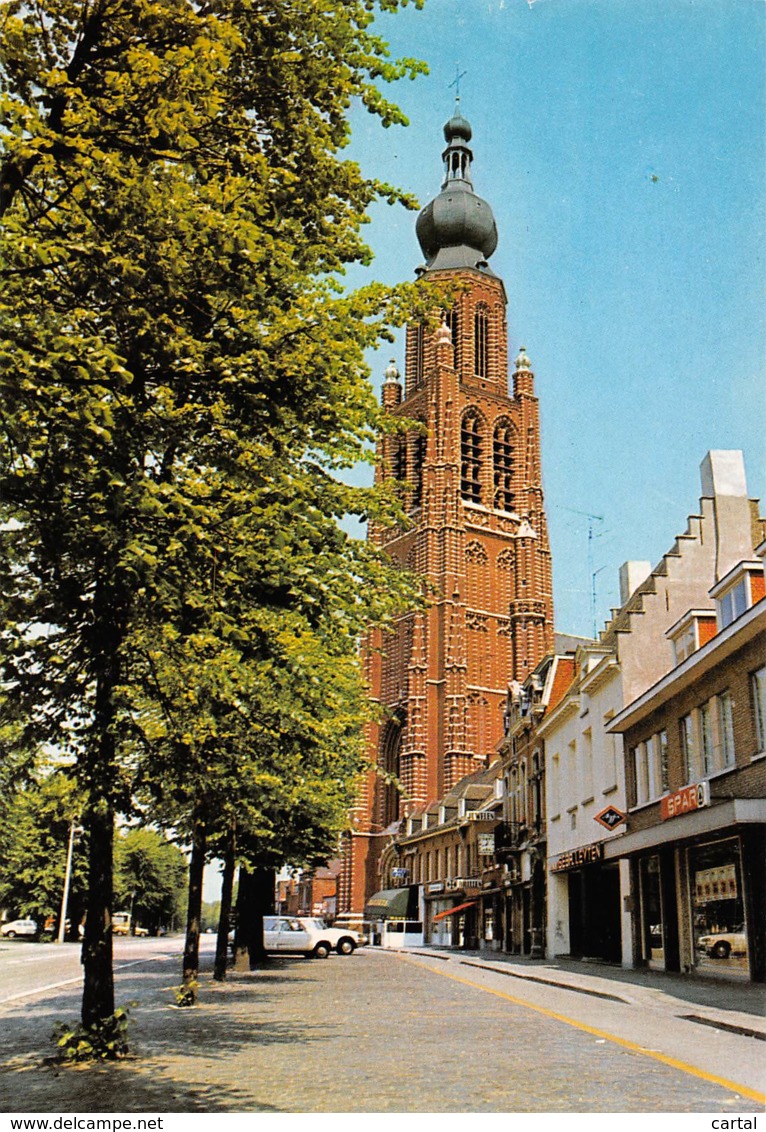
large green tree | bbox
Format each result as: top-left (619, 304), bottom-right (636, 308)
top-left (0, 0), bottom-right (428, 1031)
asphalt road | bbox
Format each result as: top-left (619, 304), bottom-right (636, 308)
top-left (0, 936), bottom-right (187, 1008)
top-left (0, 941), bottom-right (763, 1113)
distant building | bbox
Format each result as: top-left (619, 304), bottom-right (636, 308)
top-left (339, 110), bottom-right (553, 918)
top-left (496, 645), bottom-right (580, 956)
top-left (377, 763), bottom-right (503, 949)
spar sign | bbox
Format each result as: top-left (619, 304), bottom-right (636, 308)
top-left (660, 781), bottom-right (710, 821)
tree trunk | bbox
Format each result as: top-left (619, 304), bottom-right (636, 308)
top-left (214, 825), bottom-right (236, 981)
top-left (80, 793), bottom-right (115, 1026)
top-left (181, 804), bottom-right (206, 1003)
top-left (81, 581), bottom-right (122, 1028)
top-left (235, 864), bottom-right (275, 970)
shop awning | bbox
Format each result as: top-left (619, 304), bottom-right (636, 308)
top-left (365, 888), bottom-right (410, 917)
top-left (432, 900), bottom-right (478, 922)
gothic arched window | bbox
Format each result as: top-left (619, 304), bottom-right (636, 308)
top-left (444, 305), bottom-right (460, 370)
top-left (380, 716), bottom-right (403, 828)
top-left (461, 410), bottom-right (483, 503)
top-left (474, 305), bottom-right (489, 378)
top-left (410, 429), bottom-right (427, 509)
top-left (493, 420), bottom-right (515, 511)
top-left (392, 436), bottom-right (406, 488)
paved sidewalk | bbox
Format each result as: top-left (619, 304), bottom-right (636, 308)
top-left (411, 946), bottom-right (766, 1038)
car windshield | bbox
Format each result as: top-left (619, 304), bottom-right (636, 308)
top-left (310, 919), bottom-right (327, 930)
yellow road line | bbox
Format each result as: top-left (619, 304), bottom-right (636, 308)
top-left (395, 953), bottom-right (766, 1106)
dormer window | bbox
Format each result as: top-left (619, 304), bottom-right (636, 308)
top-left (710, 562), bottom-right (764, 629)
top-left (666, 609), bottom-right (717, 664)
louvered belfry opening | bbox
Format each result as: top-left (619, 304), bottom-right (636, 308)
top-left (493, 421), bottom-right (515, 511)
top-left (461, 411), bottom-right (483, 503)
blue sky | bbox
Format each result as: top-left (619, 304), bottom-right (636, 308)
top-left (344, 0), bottom-right (766, 638)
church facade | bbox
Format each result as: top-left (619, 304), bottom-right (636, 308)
top-left (338, 113), bottom-right (554, 917)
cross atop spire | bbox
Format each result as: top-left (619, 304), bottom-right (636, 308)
top-left (448, 63), bottom-right (467, 109)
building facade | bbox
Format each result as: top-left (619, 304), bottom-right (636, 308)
top-left (338, 112), bottom-right (554, 917)
top-left (495, 647), bottom-right (579, 956)
top-left (608, 543), bottom-right (766, 982)
top-left (542, 451), bottom-right (765, 969)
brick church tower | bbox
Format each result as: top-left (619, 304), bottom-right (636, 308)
top-left (338, 111), bottom-right (554, 916)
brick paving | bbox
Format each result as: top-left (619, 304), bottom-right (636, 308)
top-left (0, 947), bottom-right (763, 1113)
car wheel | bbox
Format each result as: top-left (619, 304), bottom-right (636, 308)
top-left (5, 931), bottom-right (15, 939)
top-left (312, 942), bottom-right (331, 959)
top-left (337, 938), bottom-right (356, 955)
top-left (712, 940), bottom-right (731, 959)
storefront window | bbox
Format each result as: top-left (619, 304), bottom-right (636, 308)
top-left (639, 856), bottom-right (664, 968)
top-left (689, 838), bottom-right (749, 979)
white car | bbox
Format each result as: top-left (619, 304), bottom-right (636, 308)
top-left (698, 927), bottom-right (747, 959)
top-left (1, 919), bottom-right (38, 939)
top-left (263, 916), bottom-right (362, 958)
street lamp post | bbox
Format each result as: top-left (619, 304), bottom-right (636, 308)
top-left (57, 820), bottom-right (82, 944)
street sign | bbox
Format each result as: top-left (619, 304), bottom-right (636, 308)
top-left (594, 805), bottom-right (627, 830)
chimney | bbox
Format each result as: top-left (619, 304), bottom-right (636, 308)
top-left (619, 561), bottom-right (652, 605)
top-left (699, 450), bottom-right (753, 581)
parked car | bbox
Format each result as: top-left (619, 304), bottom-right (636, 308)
top-left (1, 919), bottom-right (38, 939)
top-left (698, 926), bottom-right (747, 959)
top-left (263, 916), bottom-right (362, 958)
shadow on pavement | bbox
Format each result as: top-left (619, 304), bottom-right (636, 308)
top-left (0, 959), bottom-right (328, 1113)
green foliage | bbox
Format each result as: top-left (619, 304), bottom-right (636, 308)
top-left (173, 980), bottom-right (198, 1008)
top-left (201, 900), bottom-right (221, 932)
top-left (0, 0), bottom-right (431, 1020)
top-left (0, 765), bottom-right (86, 932)
top-left (114, 828), bottom-right (187, 934)
top-left (53, 1008), bottom-right (131, 1062)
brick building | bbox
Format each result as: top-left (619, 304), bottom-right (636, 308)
top-left (377, 763), bottom-right (503, 949)
top-left (338, 111), bottom-right (554, 917)
top-left (608, 542), bottom-right (766, 981)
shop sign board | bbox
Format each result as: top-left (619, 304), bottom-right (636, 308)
top-left (551, 842), bottom-right (603, 873)
top-left (660, 781), bottom-right (710, 821)
top-left (391, 867), bottom-right (408, 879)
top-left (427, 882), bottom-right (444, 893)
top-left (478, 832), bottom-right (496, 856)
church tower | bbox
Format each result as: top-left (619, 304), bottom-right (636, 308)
top-left (338, 112), bottom-right (554, 916)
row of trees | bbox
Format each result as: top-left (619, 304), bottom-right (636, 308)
top-left (0, 0), bottom-right (433, 1036)
top-left (0, 765), bottom-right (187, 938)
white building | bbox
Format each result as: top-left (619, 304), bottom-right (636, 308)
top-left (542, 451), bottom-right (763, 965)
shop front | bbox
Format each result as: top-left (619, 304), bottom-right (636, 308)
top-left (553, 842), bottom-right (622, 964)
top-left (479, 874), bottom-right (504, 953)
top-left (606, 803), bottom-right (766, 982)
top-left (430, 896), bottom-right (479, 949)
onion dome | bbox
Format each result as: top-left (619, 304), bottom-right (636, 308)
top-left (383, 358), bottom-right (401, 384)
top-left (416, 113), bottom-right (498, 273)
top-left (514, 346), bottom-right (532, 372)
